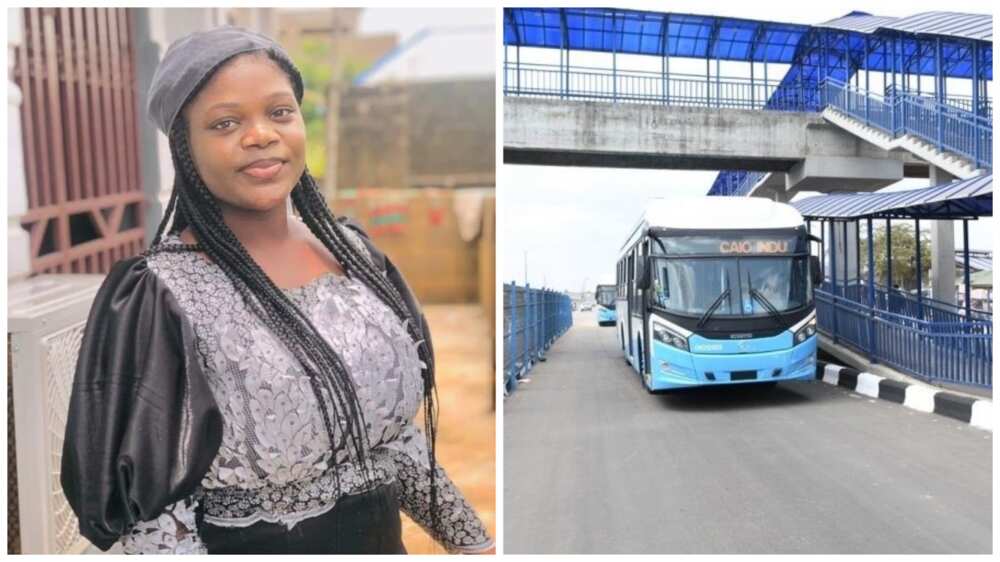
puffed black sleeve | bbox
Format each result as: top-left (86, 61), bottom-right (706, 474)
top-left (60, 256), bottom-right (224, 551)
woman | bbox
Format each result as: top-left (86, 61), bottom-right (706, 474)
top-left (60, 26), bottom-right (494, 555)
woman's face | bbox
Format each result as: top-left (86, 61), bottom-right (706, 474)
top-left (182, 52), bottom-right (305, 214)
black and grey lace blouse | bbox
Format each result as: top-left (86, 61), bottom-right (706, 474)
top-left (106, 231), bottom-right (491, 554)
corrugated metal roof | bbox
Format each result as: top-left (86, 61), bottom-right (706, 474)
top-left (793, 174), bottom-right (993, 220)
top-left (882, 12), bottom-right (992, 42)
top-left (817, 11), bottom-right (991, 42)
top-left (955, 253), bottom-right (991, 272)
top-left (818, 12), bottom-right (900, 34)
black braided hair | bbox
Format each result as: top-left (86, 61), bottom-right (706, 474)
top-left (144, 49), bottom-right (440, 529)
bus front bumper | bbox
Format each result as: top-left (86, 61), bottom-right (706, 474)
top-left (648, 337), bottom-right (817, 391)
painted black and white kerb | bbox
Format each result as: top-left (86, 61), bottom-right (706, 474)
top-left (815, 361), bottom-right (993, 432)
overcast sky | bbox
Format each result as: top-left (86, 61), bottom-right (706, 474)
top-left (501, 0), bottom-right (994, 294)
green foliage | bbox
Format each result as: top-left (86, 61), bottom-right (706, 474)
top-left (288, 36), bottom-right (379, 178)
top-left (859, 223), bottom-right (932, 290)
top-left (291, 37), bottom-right (332, 177)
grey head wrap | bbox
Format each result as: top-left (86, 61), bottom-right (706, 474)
top-left (147, 26), bottom-right (304, 136)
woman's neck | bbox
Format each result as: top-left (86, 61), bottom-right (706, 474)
top-left (220, 201), bottom-right (292, 250)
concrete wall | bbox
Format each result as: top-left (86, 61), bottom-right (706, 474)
top-left (504, 97), bottom-right (915, 173)
top-left (338, 79), bottom-right (495, 190)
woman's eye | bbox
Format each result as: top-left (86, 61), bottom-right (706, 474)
top-left (273, 107), bottom-right (294, 118)
top-left (212, 119), bottom-right (236, 131)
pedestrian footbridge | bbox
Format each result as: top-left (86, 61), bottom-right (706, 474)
top-left (503, 8), bottom-right (992, 199)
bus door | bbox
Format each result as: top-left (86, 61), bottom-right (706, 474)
top-left (640, 239), bottom-right (650, 375)
top-left (626, 249), bottom-right (634, 359)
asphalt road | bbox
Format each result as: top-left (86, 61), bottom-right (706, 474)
top-left (504, 311), bottom-right (993, 554)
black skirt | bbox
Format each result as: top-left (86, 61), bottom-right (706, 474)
top-left (195, 482), bottom-right (406, 554)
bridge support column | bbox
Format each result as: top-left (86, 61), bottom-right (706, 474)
top-left (929, 166), bottom-right (957, 306)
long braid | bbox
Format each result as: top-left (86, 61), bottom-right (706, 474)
top-left (290, 173), bottom-right (440, 531)
top-left (152, 120), bottom-right (377, 491)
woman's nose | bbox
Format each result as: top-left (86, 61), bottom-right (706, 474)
top-left (241, 120), bottom-right (278, 149)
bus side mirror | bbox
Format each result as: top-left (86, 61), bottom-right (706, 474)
top-left (810, 255), bottom-right (822, 284)
top-left (637, 257), bottom-right (652, 290)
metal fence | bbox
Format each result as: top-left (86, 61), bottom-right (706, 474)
top-left (822, 78), bottom-right (992, 169)
top-left (503, 62), bottom-right (786, 109)
top-left (503, 283), bottom-right (573, 395)
top-left (815, 285), bottom-right (992, 389)
top-left (13, 8), bottom-right (146, 275)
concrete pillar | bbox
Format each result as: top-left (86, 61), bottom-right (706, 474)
top-left (8, 9), bottom-right (30, 280)
top-left (929, 166), bottom-right (957, 305)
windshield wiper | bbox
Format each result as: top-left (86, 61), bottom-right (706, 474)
top-left (746, 270), bottom-right (788, 330)
top-left (750, 288), bottom-right (786, 328)
top-left (697, 287), bottom-right (731, 329)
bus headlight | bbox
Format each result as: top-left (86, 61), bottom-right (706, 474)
top-left (794, 318), bottom-right (817, 344)
top-left (652, 322), bottom-right (689, 351)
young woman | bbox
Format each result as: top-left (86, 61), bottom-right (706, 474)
top-left (60, 26), bottom-right (494, 555)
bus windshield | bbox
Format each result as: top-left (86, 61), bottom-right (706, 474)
top-left (595, 285), bottom-right (616, 308)
top-left (650, 256), bottom-right (811, 317)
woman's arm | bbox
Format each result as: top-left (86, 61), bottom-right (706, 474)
top-left (378, 423), bottom-right (494, 554)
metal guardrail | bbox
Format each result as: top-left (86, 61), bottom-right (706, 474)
top-left (503, 283), bottom-right (573, 395)
top-left (503, 62), bottom-right (786, 109)
top-left (834, 282), bottom-right (992, 323)
top-left (815, 286), bottom-right (992, 389)
top-left (822, 78), bottom-right (993, 170)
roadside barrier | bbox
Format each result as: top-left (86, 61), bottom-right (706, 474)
top-left (503, 283), bottom-right (573, 395)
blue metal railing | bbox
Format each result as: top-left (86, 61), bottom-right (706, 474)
top-left (831, 281), bottom-right (992, 323)
top-left (503, 283), bottom-right (573, 395)
top-left (815, 285), bottom-right (992, 388)
top-left (822, 78), bottom-right (993, 169)
top-left (503, 62), bottom-right (788, 109)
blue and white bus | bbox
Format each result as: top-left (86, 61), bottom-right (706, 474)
top-left (616, 197), bottom-right (821, 392)
top-left (595, 284), bottom-right (617, 326)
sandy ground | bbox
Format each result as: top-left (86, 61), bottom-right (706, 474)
top-left (402, 304), bottom-right (496, 554)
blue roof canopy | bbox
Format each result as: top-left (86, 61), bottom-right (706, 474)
top-left (505, 8), bottom-right (992, 80)
top-left (504, 8), bottom-right (809, 63)
top-left (792, 174), bottom-right (993, 220)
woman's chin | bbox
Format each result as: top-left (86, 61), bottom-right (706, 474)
top-left (232, 188), bottom-right (293, 212)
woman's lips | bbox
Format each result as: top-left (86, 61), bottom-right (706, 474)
top-left (241, 160), bottom-right (284, 180)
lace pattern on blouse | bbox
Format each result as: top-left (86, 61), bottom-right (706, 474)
top-left (121, 495), bottom-right (206, 554)
top-left (116, 231), bottom-right (490, 553)
top-left (201, 455), bottom-right (395, 529)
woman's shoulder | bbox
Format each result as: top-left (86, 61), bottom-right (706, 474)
top-left (98, 236), bottom-right (231, 327)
